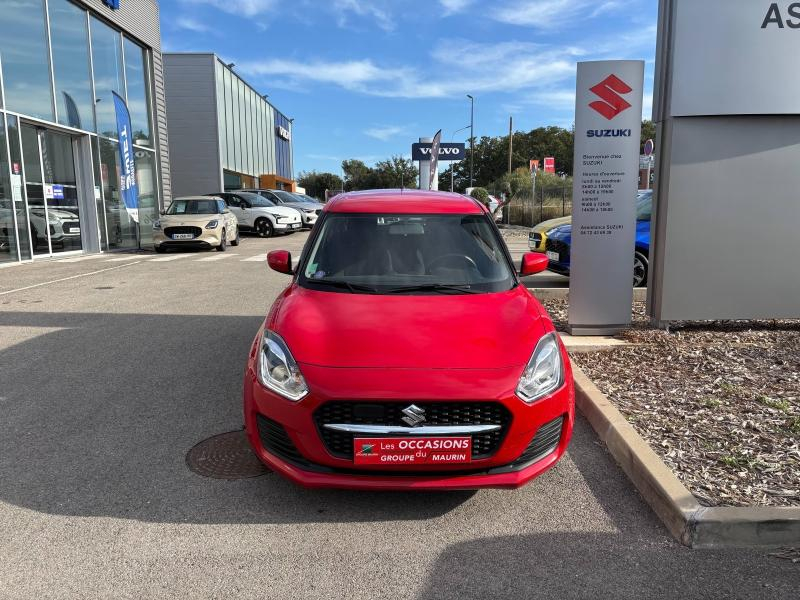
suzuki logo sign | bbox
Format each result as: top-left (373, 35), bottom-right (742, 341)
top-left (589, 75), bottom-right (632, 120)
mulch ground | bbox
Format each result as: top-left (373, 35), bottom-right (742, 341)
top-left (542, 299), bottom-right (800, 508)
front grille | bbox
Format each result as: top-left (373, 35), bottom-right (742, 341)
top-left (545, 238), bottom-right (569, 260)
top-left (510, 416), bottom-right (564, 467)
top-left (257, 414), bottom-right (312, 468)
top-left (314, 402), bottom-right (512, 460)
top-left (62, 221), bottom-right (80, 233)
top-left (164, 226), bottom-right (202, 239)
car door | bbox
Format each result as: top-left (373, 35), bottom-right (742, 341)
top-left (220, 193), bottom-right (246, 228)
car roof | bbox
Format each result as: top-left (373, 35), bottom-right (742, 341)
top-left (326, 189), bottom-right (485, 215)
top-left (173, 196), bottom-right (221, 202)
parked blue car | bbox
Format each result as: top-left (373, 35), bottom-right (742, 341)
top-left (545, 191), bottom-right (652, 287)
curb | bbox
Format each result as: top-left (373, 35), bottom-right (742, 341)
top-left (527, 287), bottom-right (647, 302)
top-left (572, 365), bottom-right (800, 548)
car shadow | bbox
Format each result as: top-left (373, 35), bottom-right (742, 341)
top-left (0, 310), bottom-right (474, 524)
top-left (416, 531), bottom-right (798, 600)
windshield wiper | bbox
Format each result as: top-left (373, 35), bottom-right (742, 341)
top-left (385, 283), bottom-right (479, 294)
top-left (309, 279), bottom-right (379, 294)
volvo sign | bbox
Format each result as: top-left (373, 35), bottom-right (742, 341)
top-left (411, 142), bottom-right (466, 161)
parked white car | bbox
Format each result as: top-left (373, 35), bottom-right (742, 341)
top-left (211, 192), bottom-right (302, 237)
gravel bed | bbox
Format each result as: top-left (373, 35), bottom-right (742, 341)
top-left (542, 299), bottom-right (800, 508)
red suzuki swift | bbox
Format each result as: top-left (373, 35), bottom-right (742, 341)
top-left (243, 190), bottom-right (574, 490)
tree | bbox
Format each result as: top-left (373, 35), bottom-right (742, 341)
top-left (297, 171), bottom-right (343, 200)
top-left (372, 156), bottom-right (417, 189)
top-left (342, 159), bottom-right (372, 191)
top-left (640, 120), bottom-right (657, 153)
top-left (341, 156), bottom-right (417, 191)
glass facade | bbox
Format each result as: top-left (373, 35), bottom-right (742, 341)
top-left (0, 0), bottom-right (161, 261)
top-left (50, 0), bottom-right (94, 130)
top-left (0, 0), bottom-right (53, 120)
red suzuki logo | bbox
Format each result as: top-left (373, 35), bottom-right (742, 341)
top-left (589, 75), bottom-right (632, 120)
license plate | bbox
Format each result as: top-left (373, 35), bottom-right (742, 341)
top-left (172, 233), bottom-right (194, 240)
top-left (291, 223), bottom-right (301, 229)
top-left (67, 227), bottom-right (80, 234)
top-left (546, 251), bottom-right (560, 262)
top-left (353, 437), bottom-right (472, 465)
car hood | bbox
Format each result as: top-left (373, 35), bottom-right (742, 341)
top-left (269, 285), bottom-right (546, 369)
top-left (253, 206), bottom-right (301, 220)
top-left (533, 215), bottom-right (571, 234)
top-left (282, 202), bottom-right (318, 213)
top-left (160, 214), bottom-right (219, 226)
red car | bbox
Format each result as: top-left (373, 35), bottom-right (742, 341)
top-left (243, 189), bottom-right (574, 490)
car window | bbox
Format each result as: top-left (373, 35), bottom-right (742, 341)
top-left (166, 199), bottom-right (218, 215)
top-left (224, 194), bottom-right (240, 208)
top-left (237, 192), bottom-right (275, 208)
top-left (273, 190), bottom-right (301, 204)
top-left (217, 199), bottom-right (226, 213)
top-left (636, 196), bottom-right (652, 221)
top-left (300, 213), bottom-right (515, 294)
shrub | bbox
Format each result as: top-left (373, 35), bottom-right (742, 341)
top-left (469, 187), bottom-right (490, 206)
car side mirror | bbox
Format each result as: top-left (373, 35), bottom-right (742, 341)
top-left (267, 250), bottom-right (293, 275)
top-left (520, 252), bottom-right (549, 276)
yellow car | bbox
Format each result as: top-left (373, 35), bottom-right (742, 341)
top-left (153, 196), bottom-right (240, 253)
top-left (529, 216), bottom-right (571, 252)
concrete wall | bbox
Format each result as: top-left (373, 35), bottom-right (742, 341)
top-left (163, 54), bottom-right (222, 197)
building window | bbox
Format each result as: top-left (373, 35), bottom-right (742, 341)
top-left (0, 0), bottom-right (54, 120)
top-left (90, 16), bottom-right (125, 139)
top-left (123, 37), bottom-right (152, 147)
top-left (223, 170), bottom-right (242, 190)
top-left (97, 136), bottom-right (136, 249)
top-left (49, 0), bottom-right (94, 130)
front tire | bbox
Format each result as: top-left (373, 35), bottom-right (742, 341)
top-left (155, 245), bottom-right (167, 254)
top-left (255, 218), bottom-right (273, 238)
top-left (231, 227), bottom-right (240, 246)
top-left (633, 251), bottom-right (648, 287)
top-left (217, 229), bottom-right (227, 252)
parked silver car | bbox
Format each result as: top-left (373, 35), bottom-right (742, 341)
top-left (241, 189), bottom-right (322, 228)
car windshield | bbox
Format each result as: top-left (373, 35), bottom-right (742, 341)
top-left (294, 194), bottom-right (320, 204)
top-left (166, 199), bottom-right (218, 215)
top-left (636, 194), bottom-right (652, 221)
top-left (272, 190), bottom-right (301, 204)
top-left (300, 214), bottom-right (515, 294)
top-left (237, 192), bottom-right (276, 207)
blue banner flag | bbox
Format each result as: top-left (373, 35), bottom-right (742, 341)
top-left (112, 91), bottom-right (139, 223)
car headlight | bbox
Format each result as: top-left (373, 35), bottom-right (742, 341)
top-left (258, 331), bottom-right (309, 401)
top-left (516, 333), bottom-right (563, 403)
top-left (152, 219), bottom-right (161, 230)
top-left (275, 216), bottom-right (288, 223)
top-left (205, 219), bottom-right (219, 229)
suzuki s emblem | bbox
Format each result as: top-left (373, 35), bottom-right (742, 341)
top-left (401, 404), bottom-right (426, 427)
top-left (589, 74), bottom-right (632, 120)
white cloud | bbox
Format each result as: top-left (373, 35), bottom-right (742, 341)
top-left (332, 0), bottom-right (395, 32)
top-left (492, 0), bottom-right (623, 28)
top-left (439, 0), bottom-right (474, 16)
top-left (175, 17), bottom-right (210, 33)
top-left (181, 0), bottom-right (276, 17)
top-left (364, 125), bottom-right (407, 141)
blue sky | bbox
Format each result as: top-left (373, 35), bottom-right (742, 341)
top-left (160, 0), bottom-right (658, 176)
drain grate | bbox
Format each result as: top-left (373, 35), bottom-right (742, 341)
top-left (186, 430), bottom-right (270, 480)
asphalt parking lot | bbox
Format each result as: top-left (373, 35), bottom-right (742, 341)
top-left (0, 231), bottom-right (796, 599)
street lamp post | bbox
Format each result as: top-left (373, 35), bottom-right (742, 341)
top-left (466, 94), bottom-right (474, 188)
top-left (450, 125), bottom-right (470, 192)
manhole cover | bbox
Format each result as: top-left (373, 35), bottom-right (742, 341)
top-left (186, 430), bottom-right (270, 479)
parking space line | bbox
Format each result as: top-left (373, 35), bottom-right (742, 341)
top-left (241, 255), bottom-right (265, 262)
top-left (105, 256), bottom-right (144, 262)
top-left (55, 255), bottom-right (105, 264)
top-left (0, 262), bottom-right (142, 296)
top-left (196, 254), bottom-right (239, 262)
top-left (149, 255), bottom-right (193, 262)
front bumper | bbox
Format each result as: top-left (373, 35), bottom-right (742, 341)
top-left (274, 221), bottom-right (302, 231)
top-left (243, 340), bottom-right (575, 490)
top-left (153, 229), bottom-right (222, 249)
